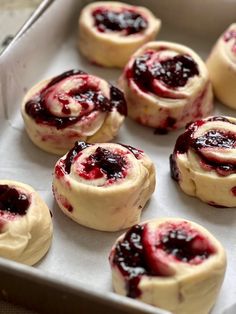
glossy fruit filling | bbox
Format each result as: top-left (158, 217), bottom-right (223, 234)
top-left (155, 224), bottom-right (214, 263)
top-left (111, 221), bottom-right (214, 298)
top-left (170, 116), bottom-right (236, 179)
top-left (92, 8), bottom-right (148, 35)
top-left (130, 52), bottom-right (199, 94)
top-left (0, 185), bottom-right (30, 216)
top-left (25, 70), bottom-right (127, 129)
top-left (78, 147), bottom-right (127, 180)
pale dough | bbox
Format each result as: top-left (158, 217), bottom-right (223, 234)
top-left (21, 71), bottom-right (125, 155)
top-left (78, 1), bottom-right (161, 68)
top-left (206, 23), bottom-right (236, 109)
top-left (119, 41), bottom-right (213, 131)
top-left (0, 180), bottom-right (53, 266)
top-left (171, 116), bottom-right (236, 207)
top-left (53, 142), bottom-right (156, 231)
top-left (110, 217), bottom-right (226, 314)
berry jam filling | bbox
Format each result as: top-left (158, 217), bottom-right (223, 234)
top-left (131, 52), bottom-right (199, 93)
top-left (111, 222), bottom-right (214, 298)
top-left (170, 117), bottom-right (236, 177)
top-left (157, 227), bottom-right (213, 263)
top-left (92, 8), bottom-right (148, 35)
top-left (25, 70), bottom-right (127, 129)
top-left (79, 147), bottom-right (127, 180)
top-left (0, 185), bottom-right (30, 216)
top-left (112, 225), bottom-right (149, 298)
top-left (63, 141), bottom-right (93, 174)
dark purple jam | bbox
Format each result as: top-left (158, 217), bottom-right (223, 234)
top-left (111, 222), bottom-right (213, 298)
top-left (169, 154), bottom-right (180, 181)
top-left (112, 225), bottom-right (149, 298)
top-left (80, 147), bottom-right (127, 180)
top-left (131, 52), bottom-right (199, 94)
top-left (158, 229), bottom-right (212, 262)
top-left (0, 185), bottom-right (29, 216)
top-left (194, 130), bottom-right (236, 149)
top-left (170, 116), bottom-right (236, 177)
top-left (92, 8), bottom-right (148, 35)
top-left (64, 141), bottom-right (92, 174)
top-left (25, 70), bottom-right (127, 129)
top-left (120, 144), bottom-right (143, 159)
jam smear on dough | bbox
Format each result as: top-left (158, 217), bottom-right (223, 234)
top-left (111, 221), bottom-right (214, 299)
top-left (25, 70), bottom-right (127, 129)
top-left (92, 8), bottom-right (148, 35)
top-left (130, 52), bottom-right (199, 94)
top-left (79, 147), bottom-right (127, 180)
top-left (171, 117), bottom-right (236, 177)
top-left (0, 185), bottom-right (30, 216)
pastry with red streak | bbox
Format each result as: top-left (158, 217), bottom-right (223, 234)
top-left (78, 1), bottom-right (161, 68)
top-left (170, 116), bottom-right (236, 207)
top-left (109, 218), bottom-right (226, 314)
top-left (52, 141), bottom-right (155, 231)
top-left (22, 70), bottom-right (127, 155)
top-left (119, 41), bottom-right (213, 133)
top-left (0, 180), bottom-right (52, 265)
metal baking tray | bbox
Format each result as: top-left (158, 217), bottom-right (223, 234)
top-left (0, 0), bottom-right (236, 313)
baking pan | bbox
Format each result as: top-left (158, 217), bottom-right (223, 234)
top-left (0, 0), bottom-right (236, 313)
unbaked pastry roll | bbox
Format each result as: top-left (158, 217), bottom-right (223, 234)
top-left (119, 41), bottom-right (213, 133)
top-left (109, 217), bottom-right (226, 314)
top-left (0, 180), bottom-right (53, 265)
top-left (206, 23), bottom-right (236, 109)
top-left (78, 1), bottom-right (161, 68)
top-left (170, 116), bottom-right (236, 207)
top-left (52, 141), bottom-right (155, 231)
top-left (22, 70), bottom-right (127, 155)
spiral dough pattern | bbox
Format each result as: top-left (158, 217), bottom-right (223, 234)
top-left (109, 217), bottom-right (226, 314)
top-left (170, 116), bottom-right (236, 207)
top-left (22, 70), bottom-right (127, 155)
top-left (78, 1), bottom-right (161, 68)
top-left (52, 141), bottom-right (155, 231)
top-left (119, 41), bottom-right (213, 132)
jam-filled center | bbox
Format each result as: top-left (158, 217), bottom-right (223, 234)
top-left (79, 147), bottom-right (127, 180)
top-left (0, 185), bottom-right (30, 216)
top-left (92, 8), bottom-right (148, 35)
top-left (158, 228), bottom-right (212, 263)
top-left (111, 222), bottom-right (214, 299)
top-left (194, 130), bottom-right (236, 149)
top-left (132, 53), bottom-right (199, 93)
top-left (170, 117), bottom-right (236, 179)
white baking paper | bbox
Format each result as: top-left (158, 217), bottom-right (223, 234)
top-left (0, 0), bottom-right (236, 313)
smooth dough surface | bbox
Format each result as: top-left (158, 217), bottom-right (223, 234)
top-left (0, 180), bottom-right (53, 266)
top-left (206, 23), bottom-right (236, 109)
top-left (78, 1), bottom-right (161, 68)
